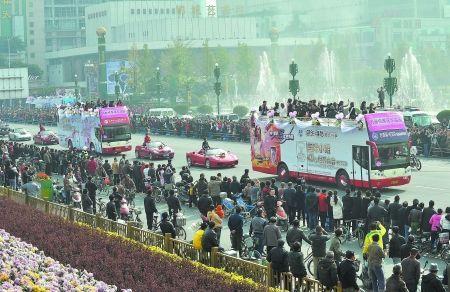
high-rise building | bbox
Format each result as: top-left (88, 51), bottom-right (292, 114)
top-left (44, 0), bottom-right (105, 52)
top-left (25, 0), bottom-right (46, 77)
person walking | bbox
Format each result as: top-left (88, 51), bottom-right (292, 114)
top-left (286, 219), bottom-right (311, 250)
top-left (338, 251), bottom-right (359, 292)
top-left (228, 206), bottom-right (244, 256)
top-left (106, 194), bottom-right (117, 221)
top-left (401, 248), bottom-right (420, 292)
top-left (385, 265), bottom-right (408, 292)
top-left (367, 234), bottom-right (386, 292)
top-left (318, 189), bottom-right (328, 229)
top-left (263, 217), bottom-right (282, 254)
top-left (85, 176), bottom-right (98, 214)
top-left (429, 209), bottom-right (443, 250)
top-left (144, 190), bottom-right (158, 230)
top-left (308, 226), bottom-right (330, 278)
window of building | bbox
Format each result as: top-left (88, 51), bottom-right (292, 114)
top-left (149, 8), bottom-right (152, 14)
top-left (143, 9), bottom-right (146, 14)
top-left (155, 9), bottom-right (158, 14)
top-left (29, 21), bottom-right (34, 28)
top-left (29, 30), bottom-right (34, 35)
top-left (160, 8), bottom-right (164, 14)
top-left (166, 8), bottom-right (169, 14)
top-left (30, 39), bottom-right (34, 45)
top-left (29, 11), bottom-right (34, 17)
top-left (78, 7), bottom-right (85, 16)
top-left (30, 53), bottom-right (35, 58)
top-left (131, 9), bottom-right (134, 14)
top-left (172, 8), bottom-right (175, 14)
top-left (137, 9), bottom-right (140, 14)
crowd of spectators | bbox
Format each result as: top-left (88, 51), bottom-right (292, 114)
top-left (409, 124), bottom-right (449, 157)
top-left (0, 107), bottom-right (58, 125)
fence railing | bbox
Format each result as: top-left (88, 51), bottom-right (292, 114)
top-left (0, 188), bottom-right (341, 291)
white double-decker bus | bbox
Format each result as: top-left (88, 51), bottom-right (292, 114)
top-left (250, 111), bottom-right (411, 189)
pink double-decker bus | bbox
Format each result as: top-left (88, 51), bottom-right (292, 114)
top-left (58, 106), bottom-right (132, 154)
top-left (250, 111), bottom-right (412, 189)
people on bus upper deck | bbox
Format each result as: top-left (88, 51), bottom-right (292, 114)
top-left (202, 138), bottom-right (210, 151)
top-left (348, 102), bottom-right (357, 119)
top-left (259, 101), bottom-right (269, 116)
top-left (360, 101), bottom-right (368, 115)
top-left (369, 103), bottom-right (377, 114)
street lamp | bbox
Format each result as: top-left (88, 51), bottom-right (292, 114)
top-left (74, 74), bottom-right (79, 101)
top-left (156, 67), bottom-right (161, 107)
top-left (289, 59), bottom-right (299, 100)
top-left (96, 27), bottom-right (107, 99)
top-left (214, 63), bottom-right (222, 115)
top-left (114, 71), bottom-right (120, 100)
top-left (383, 55), bottom-right (398, 107)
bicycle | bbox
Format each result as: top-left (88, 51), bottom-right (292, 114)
top-left (305, 246), bottom-right (314, 276)
top-left (410, 154), bottom-right (422, 171)
top-left (342, 219), bottom-right (366, 247)
top-left (241, 234), bottom-right (263, 260)
top-left (96, 197), bottom-right (106, 216)
top-left (151, 213), bottom-right (186, 240)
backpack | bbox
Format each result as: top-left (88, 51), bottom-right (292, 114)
top-left (317, 259), bottom-right (337, 288)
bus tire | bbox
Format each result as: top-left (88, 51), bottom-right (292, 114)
top-left (67, 140), bottom-right (73, 150)
top-left (277, 163), bottom-right (290, 182)
top-left (335, 170), bottom-right (350, 189)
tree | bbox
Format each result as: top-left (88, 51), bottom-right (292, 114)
top-left (1, 60), bottom-right (43, 79)
top-left (135, 44), bottom-right (155, 95)
top-left (233, 105), bottom-right (249, 117)
top-left (437, 110), bottom-right (450, 126)
top-left (27, 64), bottom-right (43, 78)
top-left (235, 42), bottom-right (257, 95)
top-left (125, 43), bottom-right (139, 95)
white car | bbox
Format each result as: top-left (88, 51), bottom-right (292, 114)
top-left (9, 128), bottom-right (32, 141)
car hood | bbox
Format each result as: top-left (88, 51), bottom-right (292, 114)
top-left (208, 152), bottom-right (237, 161)
top-left (151, 146), bottom-right (173, 153)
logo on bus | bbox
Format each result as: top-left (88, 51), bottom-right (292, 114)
top-left (268, 128), bottom-right (294, 144)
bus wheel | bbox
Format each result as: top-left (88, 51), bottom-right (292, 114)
top-left (67, 140), bottom-right (73, 150)
top-left (336, 170), bottom-right (350, 189)
top-left (90, 143), bottom-right (95, 153)
top-left (277, 163), bottom-right (290, 182)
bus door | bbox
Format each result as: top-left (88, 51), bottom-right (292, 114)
top-left (296, 141), bottom-right (307, 176)
top-left (352, 145), bottom-right (371, 188)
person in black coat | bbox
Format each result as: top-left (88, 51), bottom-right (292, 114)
top-left (202, 221), bottom-right (220, 252)
top-left (398, 202), bottom-right (409, 238)
top-left (351, 191), bottom-right (363, 220)
top-left (388, 195), bottom-right (402, 228)
top-left (284, 182), bottom-right (296, 223)
top-left (106, 195), bottom-right (117, 221)
top-left (264, 191), bottom-right (277, 219)
top-left (288, 241), bottom-right (307, 278)
top-left (144, 190), bottom-right (158, 230)
top-left (361, 191), bottom-right (372, 219)
top-left (267, 239), bottom-right (289, 273)
top-left (421, 200), bottom-right (436, 233)
top-left (389, 226), bottom-right (405, 264)
top-left (197, 194), bottom-right (213, 217)
top-left (295, 183), bottom-right (306, 225)
top-left (400, 235), bottom-right (420, 260)
top-left (342, 189), bottom-right (353, 221)
top-left (159, 212), bottom-right (176, 238)
top-left (338, 251), bottom-right (359, 291)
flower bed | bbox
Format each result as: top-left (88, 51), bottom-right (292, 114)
top-left (0, 197), bottom-right (266, 292)
top-left (0, 229), bottom-right (117, 291)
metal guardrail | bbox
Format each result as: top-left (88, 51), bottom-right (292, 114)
top-left (0, 188), bottom-right (342, 291)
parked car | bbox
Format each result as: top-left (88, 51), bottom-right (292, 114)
top-left (135, 141), bottom-right (175, 160)
top-left (186, 148), bottom-right (238, 168)
top-left (9, 128), bottom-right (32, 141)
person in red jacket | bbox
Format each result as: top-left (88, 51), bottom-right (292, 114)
top-left (143, 128), bottom-right (151, 146)
top-left (318, 189), bottom-right (329, 229)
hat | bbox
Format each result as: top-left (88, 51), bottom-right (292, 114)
top-left (429, 263), bottom-right (439, 272)
top-left (326, 251), bottom-right (334, 259)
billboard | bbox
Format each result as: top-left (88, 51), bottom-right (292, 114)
top-left (106, 60), bottom-right (132, 95)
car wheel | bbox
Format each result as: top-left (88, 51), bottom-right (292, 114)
top-left (186, 157), bottom-right (192, 167)
top-left (205, 159), bottom-right (211, 169)
top-left (336, 170), bottom-right (350, 189)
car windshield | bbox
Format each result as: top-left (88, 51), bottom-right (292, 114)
top-left (206, 149), bottom-right (226, 156)
top-left (412, 114), bottom-right (432, 127)
top-left (148, 141), bottom-right (164, 148)
top-left (372, 142), bottom-right (409, 170)
top-left (102, 125), bottom-right (131, 142)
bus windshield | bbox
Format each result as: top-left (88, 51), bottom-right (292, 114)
top-left (372, 142), bottom-right (409, 170)
top-left (102, 125), bottom-right (131, 142)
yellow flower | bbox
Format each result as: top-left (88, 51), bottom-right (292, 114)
top-left (0, 272), bottom-right (9, 281)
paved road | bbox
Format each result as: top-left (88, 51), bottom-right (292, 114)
top-left (4, 122), bottom-right (450, 277)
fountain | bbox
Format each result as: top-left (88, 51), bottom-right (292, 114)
top-left (398, 47), bottom-right (434, 109)
top-left (318, 47), bottom-right (338, 103)
top-left (256, 51), bottom-right (278, 105)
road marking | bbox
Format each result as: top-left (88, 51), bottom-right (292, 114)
top-left (414, 185), bottom-right (449, 191)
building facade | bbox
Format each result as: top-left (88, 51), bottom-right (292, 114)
top-left (0, 67), bottom-right (29, 105)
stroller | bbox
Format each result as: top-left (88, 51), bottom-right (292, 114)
top-left (222, 198), bottom-right (235, 217)
top-left (236, 195), bottom-right (256, 222)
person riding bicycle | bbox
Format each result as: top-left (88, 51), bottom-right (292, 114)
top-left (159, 212), bottom-right (176, 238)
top-left (362, 221), bottom-right (386, 258)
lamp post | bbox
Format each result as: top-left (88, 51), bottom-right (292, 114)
top-left (96, 27), bottom-right (107, 99)
top-left (156, 67), bottom-right (161, 107)
top-left (114, 71), bottom-right (120, 100)
top-left (383, 55), bottom-right (398, 107)
top-left (74, 74), bottom-right (79, 101)
top-left (289, 59), bottom-right (299, 100)
top-left (214, 63), bottom-right (222, 115)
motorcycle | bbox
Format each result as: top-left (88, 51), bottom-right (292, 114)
top-left (410, 154), bottom-right (422, 171)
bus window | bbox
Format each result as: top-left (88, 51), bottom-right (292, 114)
top-left (372, 142), bottom-right (409, 170)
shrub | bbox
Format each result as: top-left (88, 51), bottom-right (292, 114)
top-left (196, 104), bottom-right (214, 115)
top-left (233, 105), bottom-right (249, 118)
top-left (0, 197), bottom-right (265, 292)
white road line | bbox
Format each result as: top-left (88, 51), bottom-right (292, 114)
top-left (414, 185), bottom-right (449, 191)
